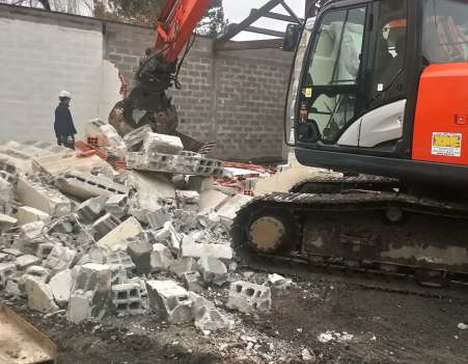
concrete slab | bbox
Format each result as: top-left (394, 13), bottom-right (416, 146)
top-left (97, 217), bottom-right (144, 252)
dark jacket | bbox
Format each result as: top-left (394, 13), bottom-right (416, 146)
top-left (54, 102), bottom-right (77, 138)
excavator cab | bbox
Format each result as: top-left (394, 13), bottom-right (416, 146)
top-left (288, 0), bottom-right (468, 187)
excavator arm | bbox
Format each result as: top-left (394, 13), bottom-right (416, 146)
top-left (109, 0), bottom-right (213, 152)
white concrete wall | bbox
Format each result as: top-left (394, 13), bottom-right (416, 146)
top-left (0, 17), bottom-right (120, 142)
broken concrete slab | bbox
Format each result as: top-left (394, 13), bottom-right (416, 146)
top-left (76, 196), bottom-right (107, 224)
top-left (123, 125), bottom-right (153, 151)
top-left (55, 171), bottom-right (127, 200)
top-left (127, 240), bottom-right (153, 274)
top-left (105, 194), bottom-right (128, 219)
top-left (97, 217), bottom-right (144, 252)
top-left (189, 292), bottom-right (232, 332)
top-left (146, 280), bottom-right (192, 323)
top-left (92, 213), bottom-right (121, 241)
top-left (182, 271), bottom-right (204, 294)
top-left (127, 171), bottom-right (175, 212)
top-left (0, 213), bottom-right (17, 231)
top-left (17, 176), bottom-right (72, 217)
top-left (143, 132), bottom-right (184, 155)
top-left (152, 221), bottom-right (182, 253)
top-left (215, 194), bottom-right (252, 225)
top-left (199, 189), bottom-right (231, 212)
top-left (169, 257), bottom-right (199, 278)
top-left (176, 190), bottom-right (200, 211)
top-left (181, 241), bottom-right (233, 260)
top-left (0, 262), bottom-right (16, 288)
top-left (20, 221), bottom-right (45, 241)
top-left (43, 245), bottom-right (77, 274)
top-left (107, 250), bottom-right (136, 275)
top-left (198, 257), bottom-right (228, 286)
top-left (49, 269), bottom-right (73, 307)
top-left (146, 209), bottom-right (172, 230)
top-left (150, 243), bottom-right (174, 272)
top-left (24, 276), bottom-right (59, 314)
top-left (15, 254), bottom-right (40, 270)
top-left (16, 206), bottom-right (51, 226)
top-left (227, 281), bottom-right (272, 314)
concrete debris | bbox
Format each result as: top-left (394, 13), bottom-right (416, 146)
top-left (227, 281), bottom-right (272, 314)
top-left (146, 280), bottom-right (192, 323)
top-left (15, 254), bottom-right (41, 270)
top-left (182, 271), bottom-right (204, 294)
top-left (16, 206), bottom-right (51, 226)
top-left (105, 194), bottom-right (129, 219)
top-left (189, 292), bottom-right (232, 332)
top-left (92, 213), bottom-right (121, 240)
top-left (458, 323), bottom-right (468, 330)
top-left (215, 194), bottom-right (252, 225)
top-left (146, 208), bottom-right (172, 230)
top-left (169, 257), bottom-right (199, 278)
top-left (199, 189), bottom-right (230, 212)
top-left (98, 217), bottom-right (144, 252)
top-left (302, 348), bottom-right (316, 362)
top-left (107, 250), bottom-right (136, 275)
top-left (49, 269), bottom-right (73, 307)
top-left (112, 281), bottom-right (147, 315)
top-left (0, 177), bottom-right (14, 214)
top-left (55, 171), bottom-right (127, 200)
top-left (317, 331), bottom-right (354, 344)
top-left (142, 132), bottom-right (184, 155)
top-left (0, 262), bottom-right (16, 288)
top-left (123, 125), bottom-right (153, 151)
top-left (198, 257), bottom-right (228, 286)
top-left (20, 221), bottom-right (45, 240)
top-left (43, 245), bottom-right (77, 274)
top-left (127, 171), bottom-right (175, 213)
top-left (181, 240), bottom-right (233, 260)
top-left (268, 273), bottom-right (293, 291)
top-left (24, 276), bottom-right (59, 314)
top-left (76, 196), bottom-right (107, 224)
top-left (150, 243), bottom-right (174, 272)
top-left (0, 213), bottom-right (18, 231)
top-left (127, 240), bottom-right (153, 274)
top-left (176, 190), bottom-right (200, 211)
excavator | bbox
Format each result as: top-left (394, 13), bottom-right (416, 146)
top-left (114, 0), bottom-right (468, 285)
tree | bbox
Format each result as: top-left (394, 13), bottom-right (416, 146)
top-left (196, 0), bottom-right (227, 38)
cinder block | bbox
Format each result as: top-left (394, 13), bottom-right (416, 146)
top-left (142, 132), bottom-right (183, 155)
top-left (92, 213), bottom-right (121, 240)
top-left (181, 241), bottom-right (233, 260)
top-left (146, 280), bottom-right (192, 323)
top-left (105, 194), bottom-right (128, 219)
top-left (227, 281), bottom-right (272, 313)
top-left (112, 282), bottom-right (146, 315)
top-left (127, 240), bottom-right (152, 274)
top-left (76, 196), bottom-right (108, 224)
top-left (97, 217), bottom-right (144, 252)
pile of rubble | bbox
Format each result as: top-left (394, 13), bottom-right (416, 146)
top-left (0, 121), bottom-right (287, 335)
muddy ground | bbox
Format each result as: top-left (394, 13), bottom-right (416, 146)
top-left (3, 263), bottom-right (468, 364)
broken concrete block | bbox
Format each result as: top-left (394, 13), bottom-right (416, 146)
top-left (97, 217), bottom-right (144, 252)
top-left (127, 171), bottom-right (175, 212)
top-left (216, 195), bottom-right (252, 225)
top-left (105, 194), bottom-right (128, 219)
top-left (169, 257), bottom-right (199, 278)
top-left (150, 243), bottom-right (174, 272)
top-left (0, 213), bottom-right (17, 231)
top-left (16, 206), bottom-right (51, 226)
top-left (24, 276), bottom-right (58, 314)
top-left (112, 282), bottom-right (146, 315)
top-left (49, 269), bottom-right (73, 307)
top-left (68, 263), bottom-right (112, 323)
top-left (5, 279), bottom-right (21, 296)
top-left (227, 281), bottom-right (272, 314)
top-left (43, 245), bottom-right (77, 274)
top-left (181, 241), bottom-right (233, 260)
top-left (268, 273), bottom-right (293, 291)
top-left (189, 292), bottom-right (231, 332)
top-left (146, 280), bottom-right (192, 323)
top-left (17, 176), bottom-right (72, 217)
top-left (15, 254), bottom-right (40, 270)
top-left (146, 209), bottom-right (171, 230)
top-left (198, 257), bottom-right (228, 286)
top-left (100, 122), bottom-right (128, 158)
top-left (127, 240), bottom-right (153, 274)
top-left (37, 242), bottom-right (55, 260)
top-left (143, 132), bottom-right (183, 155)
top-left (152, 221), bottom-right (182, 253)
top-left (176, 190), bottom-right (200, 211)
top-left (107, 250), bottom-right (136, 274)
top-left (2, 248), bottom-right (22, 257)
top-left (92, 213), bottom-right (121, 240)
top-left (76, 196), bottom-right (107, 223)
top-left (0, 262), bottom-right (16, 288)
top-left (20, 221), bottom-right (45, 240)
top-left (123, 125), bottom-right (153, 151)
top-left (0, 177), bottom-right (14, 215)
top-left (199, 189), bottom-right (230, 212)
top-left (182, 271), bottom-right (204, 294)
top-left (55, 171), bottom-right (128, 200)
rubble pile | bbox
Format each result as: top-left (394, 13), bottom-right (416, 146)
top-left (0, 123), bottom-right (289, 336)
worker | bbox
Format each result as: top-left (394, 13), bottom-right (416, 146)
top-left (54, 90), bottom-right (77, 149)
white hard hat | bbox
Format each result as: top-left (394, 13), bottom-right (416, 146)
top-left (59, 90), bottom-right (72, 99)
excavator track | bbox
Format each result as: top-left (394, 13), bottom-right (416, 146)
top-left (231, 181), bottom-right (468, 286)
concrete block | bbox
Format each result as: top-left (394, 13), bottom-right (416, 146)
top-left (143, 132), bottom-right (183, 155)
top-left (268, 273), bottom-right (293, 291)
top-left (198, 257), bottom-right (228, 286)
top-left (92, 213), bottom-right (121, 240)
top-left (24, 276), bottom-right (58, 314)
top-left (112, 282), bottom-right (146, 315)
top-left (49, 269), bottom-right (73, 306)
top-left (199, 189), bottom-right (230, 212)
top-left (176, 190), bottom-right (200, 211)
top-left (107, 250), bottom-right (136, 274)
top-left (68, 263), bottom-right (112, 323)
top-left (24, 266), bottom-right (50, 282)
top-left (152, 221), bottom-right (182, 253)
top-left (181, 241), bottom-right (233, 260)
top-left (182, 271), bottom-right (204, 294)
top-left (0, 177), bottom-right (14, 215)
top-left (43, 245), bottom-right (77, 274)
top-left (16, 177), bottom-right (72, 217)
top-left (2, 248), bottom-right (23, 257)
top-left (55, 171), bottom-right (127, 200)
top-left (97, 217), bottom-right (144, 252)
top-left (20, 221), bottom-right (45, 240)
top-left (216, 195), bottom-right (252, 225)
top-left (76, 196), bottom-right (108, 223)
top-left (16, 206), bottom-right (51, 226)
top-left (190, 292), bottom-right (231, 332)
top-left (37, 242), bottom-right (55, 260)
top-left (0, 262), bottom-right (16, 288)
top-left (127, 240), bottom-right (153, 274)
top-left (146, 209), bottom-right (171, 230)
top-left (227, 281), bottom-right (272, 314)
top-left (0, 213), bottom-right (17, 231)
top-left (146, 280), bottom-right (192, 323)
top-left (150, 243), bottom-right (174, 272)
top-left (15, 254), bottom-right (40, 270)
top-left (123, 125), bottom-right (153, 151)
top-left (169, 257), bottom-right (199, 278)
top-left (105, 194), bottom-right (128, 218)
top-left (127, 171), bottom-right (175, 212)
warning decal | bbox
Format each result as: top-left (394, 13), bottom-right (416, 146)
top-left (431, 132), bottom-right (462, 157)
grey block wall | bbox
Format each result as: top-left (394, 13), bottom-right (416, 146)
top-left (0, 4), bottom-right (293, 162)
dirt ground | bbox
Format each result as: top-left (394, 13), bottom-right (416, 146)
top-left (3, 262), bottom-right (468, 364)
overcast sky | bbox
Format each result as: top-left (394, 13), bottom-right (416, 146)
top-left (223, 0), bottom-right (305, 40)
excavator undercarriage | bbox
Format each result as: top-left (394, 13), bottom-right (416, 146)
top-left (231, 175), bottom-right (468, 286)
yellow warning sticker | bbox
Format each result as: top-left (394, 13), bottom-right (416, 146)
top-left (304, 87), bottom-right (313, 98)
top-left (431, 132), bottom-right (462, 157)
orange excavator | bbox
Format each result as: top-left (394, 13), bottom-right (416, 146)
top-left (113, 0), bottom-right (468, 284)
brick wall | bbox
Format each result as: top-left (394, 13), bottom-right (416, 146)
top-left (0, 4), bottom-right (293, 162)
